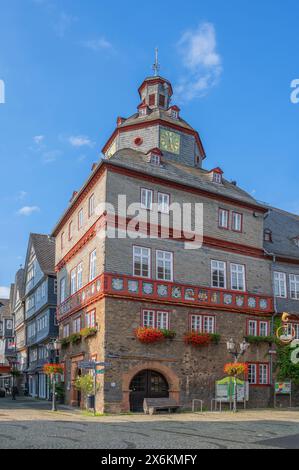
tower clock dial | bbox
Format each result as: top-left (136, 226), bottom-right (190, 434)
top-left (160, 129), bottom-right (181, 155)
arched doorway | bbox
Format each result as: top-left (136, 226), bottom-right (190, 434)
top-left (129, 370), bottom-right (169, 412)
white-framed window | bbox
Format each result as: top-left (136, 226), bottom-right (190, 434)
top-left (89, 249), bottom-right (97, 281)
top-left (247, 319), bottom-right (269, 337)
top-left (142, 310), bottom-right (169, 330)
top-left (232, 212), bottom-right (242, 232)
top-left (77, 262), bottom-right (83, 291)
top-left (158, 192), bottom-right (170, 214)
top-left (248, 364), bottom-right (257, 384)
top-left (133, 246), bottom-right (150, 278)
top-left (248, 320), bottom-right (257, 336)
top-left (213, 172), bottom-right (222, 184)
top-left (71, 268), bottom-right (77, 295)
top-left (156, 311), bottom-right (169, 330)
top-left (85, 310), bottom-right (96, 328)
top-left (191, 315), bottom-right (202, 333)
top-left (259, 321), bottom-right (269, 337)
top-left (54, 279), bottom-right (57, 295)
top-left (231, 264), bottom-right (246, 291)
top-left (140, 188), bottom-right (153, 210)
top-left (191, 315), bottom-right (215, 334)
top-left (89, 194), bottom-right (95, 217)
top-left (60, 278), bottom-right (66, 303)
top-left (211, 260), bottom-right (226, 289)
top-left (203, 316), bottom-right (215, 334)
top-left (290, 274), bottom-right (299, 300)
top-left (142, 310), bottom-right (155, 328)
top-left (156, 250), bottom-right (173, 281)
top-left (78, 209), bottom-right (83, 230)
top-left (259, 364), bottom-right (269, 385)
top-left (73, 317), bottom-right (81, 333)
top-left (274, 272), bottom-right (287, 298)
top-left (219, 208), bottom-right (229, 229)
top-left (150, 154), bottom-right (161, 166)
top-left (287, 323), bottom-right (299, 340)
top-left (171, 109), bottom-right (178, 119)
top-left (63, 324), bottom-right (70, 338)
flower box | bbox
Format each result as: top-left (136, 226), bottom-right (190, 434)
top-left (184, 332), bottom-right (220, 347)
top-left (135, 327), bottom-right (165, 344)
top-left (80, 327), bottom-right (97, 339)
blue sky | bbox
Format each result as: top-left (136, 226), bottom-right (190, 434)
top-left (0, 0), bottom-right (299, 296)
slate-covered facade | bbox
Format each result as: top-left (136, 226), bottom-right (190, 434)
top-left (23, 234), bottom-right (58, 398)
top-left (52, 74), bottom-right (284, 413)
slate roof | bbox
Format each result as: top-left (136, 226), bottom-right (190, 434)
top-left (30, 234), bottom-right (56, 276)
top-left (11, 268), bottom-right (25, 307)
top-left (119, 108), bottom-right (196, 133)
top-left (108, 148), bottom-right (263, 208)
top-left (264, 207), bottom-right (299, 259)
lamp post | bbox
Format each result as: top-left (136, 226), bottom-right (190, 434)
top-left (226, 338), bottom-right (250, 412)
top-left (48, 339), bottom-right (60, 412)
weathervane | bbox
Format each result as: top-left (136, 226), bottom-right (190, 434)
top-left (152, 48), bottom-right (160, 76)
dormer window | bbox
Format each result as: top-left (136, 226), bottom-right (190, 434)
top-left (213, 172), bottom-right (222, 184)
top-left (264, 229), bottom-right (273, 243)
top-left (169, 105), bottom-right (180, 120)
top-left (147, 148), bottom-right (163, 166)
top-left (209, 167), bottom-right (224, 184)
top-left (138, 102), bottom-right (148, 117)
top-left (151, 154), bottom-right (161, 166)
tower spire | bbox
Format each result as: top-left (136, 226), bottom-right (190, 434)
top-left (152, 48), bottom-right (160, 76)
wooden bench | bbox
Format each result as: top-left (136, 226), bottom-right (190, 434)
top-left (143, 398), bottom-right (182, 415)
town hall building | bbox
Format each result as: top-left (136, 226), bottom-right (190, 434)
top-left (52, 71), bottom-right (281, 412)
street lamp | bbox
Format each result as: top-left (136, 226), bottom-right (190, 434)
top-left (48, 339), bottom-right (60, 412)
top-left (226, 338), bottom-right (250, 412)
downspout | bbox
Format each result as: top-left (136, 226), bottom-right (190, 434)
top-left (263, 210), bottom-right (278, 387)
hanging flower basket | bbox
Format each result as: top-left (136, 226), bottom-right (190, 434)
top-left (43, 364), bottom-right (64, 376)
top-left (224, 363), bottom-right (248, 377)
top-left (184, 332), bottom-right (212, 347)
top-left (135, 327), bottom-right (165, 344)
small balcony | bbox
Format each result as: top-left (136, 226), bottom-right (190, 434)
top-left (57, 272), bottom-right (273, 322)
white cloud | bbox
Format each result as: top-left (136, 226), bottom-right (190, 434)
top-left (175, 22), bottom-right (222, 102)
top-left (69, 135), bottom-right (94, 148)
top-left (34, 135), bottom-right (45, 145)
top-left (82, 37), bottom-right (113, 52)
top-left (18, 206), bottom-right (40, 216)
top-left (0, 286), bottom-right (10, 299)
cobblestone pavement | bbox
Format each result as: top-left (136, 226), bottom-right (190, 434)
top-left (0, 397), bottom-right (299, 449)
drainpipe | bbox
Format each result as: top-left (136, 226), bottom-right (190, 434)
top-left (263, 210), bottom-right (278, 387)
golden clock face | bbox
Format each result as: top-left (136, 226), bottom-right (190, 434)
top-left (160, 129), bottom-right (181, 155)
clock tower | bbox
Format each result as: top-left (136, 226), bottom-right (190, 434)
top-left (102, 67), bottom-right (206, 167)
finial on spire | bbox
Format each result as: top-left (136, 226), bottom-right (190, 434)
top-left (152, 47), bottom-right (160, 76)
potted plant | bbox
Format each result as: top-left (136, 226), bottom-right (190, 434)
top-left (160, 329), bottom-right (177, 340)
top-left (75, 374), bottom-right (100, 410)
top-left (69, 333), bottom-right (81, 345)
